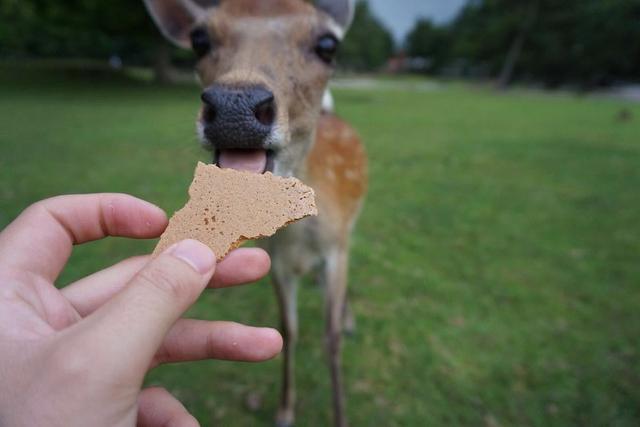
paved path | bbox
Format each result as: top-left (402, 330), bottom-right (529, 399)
top-left (331, 77), bottom-right (442, 92)
top-left (602, 85), bottom-right (640, 102)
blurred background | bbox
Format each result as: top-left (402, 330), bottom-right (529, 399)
top-left (1, 0), bottom-right (639, 425)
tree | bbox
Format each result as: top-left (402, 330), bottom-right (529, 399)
top-left (405, 18), bottom-right (451, 73)
top-left (447, 0), bottom-right (538, 81)
top-left (0, 0), bottom-right (175, 81)
top-left (523, 0), bottom-right (640, 87)
top-left (0, 0), bottom-right (37, 56)
top-left (437, 0), bottom-right (640, 88)
top-left (338, 0), bottom-right (395, 72)
top-left (496, 0), bottom-right (539, 89)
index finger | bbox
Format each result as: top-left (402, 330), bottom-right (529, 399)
top-left (0, 194), bottom-right (167, 281)
top-left (62, 247), bottom-right (270, 317)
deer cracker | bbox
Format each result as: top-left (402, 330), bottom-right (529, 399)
top-left (154, 162), bottom-right (317, 260)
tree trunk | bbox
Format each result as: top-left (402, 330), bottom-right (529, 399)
top-left (496, 1), bottom-right (540, 90)
top-left (497, 30), bottom-right (526, 89)
top-left (153, 42), bottom-right (173, 84)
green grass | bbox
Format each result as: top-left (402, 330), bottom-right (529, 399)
top-left (1, 65), bottom-right (639, 426)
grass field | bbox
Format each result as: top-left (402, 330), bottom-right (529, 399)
top-left (1, 65), bottom-right (639, 426)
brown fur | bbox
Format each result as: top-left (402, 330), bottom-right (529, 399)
top-left (308, 114), bottom-right (368, 234)
top-left (219, 0), bottom-right (312, 17)
top-left (196, 5), bottom-right (330, 152)
top-left (198, 4), bottom-right (365, 427)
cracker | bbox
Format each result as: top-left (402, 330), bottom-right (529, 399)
top-left (153, 162), bottom-right (317, 260)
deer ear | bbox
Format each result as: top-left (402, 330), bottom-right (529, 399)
top-left (143, 0), bottom-right (212, 48)
top-left (315, 0), bottom-right (355, 35)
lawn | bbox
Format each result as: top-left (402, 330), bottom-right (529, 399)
top-left (1, 64), bottom-right (639, 426)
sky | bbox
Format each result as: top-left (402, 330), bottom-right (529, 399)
top-left (367, 0), bottom-right (468, 43)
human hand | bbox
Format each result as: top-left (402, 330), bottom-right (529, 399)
top-left (0, 194), bottom-right (282, 427)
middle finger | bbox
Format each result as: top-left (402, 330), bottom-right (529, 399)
top-left (151, 318), bottom-right (283, 367)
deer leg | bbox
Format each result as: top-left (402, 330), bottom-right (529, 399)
top-left (342, 297), bottom-right (356, 336)
top-left (323, 246), bottom-right (349, 427)
top-left (273, 265), bottom-right (299, 427)
top-left (321, 261), bottom-right (355, 336)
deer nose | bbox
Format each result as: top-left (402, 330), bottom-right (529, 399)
top-left (201, 85), bottom-right (276, 149)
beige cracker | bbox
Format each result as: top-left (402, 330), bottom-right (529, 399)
top-left (154, 162), bottom-right (317, 260)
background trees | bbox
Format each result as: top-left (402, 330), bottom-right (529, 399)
top-left (404, 18), bottom-right (450, 74)
top-left (0, 0), bottom-right (395, 75)
top-left (1, 0), bottom-right (638, 88)
top-left (337, 0), bottom-right (395, 72)
top-left (0, 0), bottom-right (158, 60)
top-left (406, 0), bottom-right (640, 88)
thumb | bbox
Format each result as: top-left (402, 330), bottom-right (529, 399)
top-left (68, 239), bottom-right (216, 382)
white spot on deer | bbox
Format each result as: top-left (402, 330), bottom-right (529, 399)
top-left (345, 169), bottom-right (358, 181)
top-left (340, 127), bottom-right (355, 141)
top-left (325, 169), bottom-right (336, 181)
top-left (196, 121), bottom-right (207, 147)
top-left (322, 89), bottom-right (334, 112)
top-left (323, 129), bottom-right (337, 140)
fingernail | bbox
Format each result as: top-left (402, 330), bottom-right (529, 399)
top-left (166, 239), bottom-right (215, 274)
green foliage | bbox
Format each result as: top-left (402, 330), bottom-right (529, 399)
top-left (520, 0), bottom-right (640, 86)
top-left (1, 66), bottom-right (640, 425)
top-left (0, 0), bottom-right (394, 72)
top-left (0, 0), bottom-right (38, 55)
top-left (405, 18), bottom-right (451, 72)
top-left (448, 0), bottom-right (526, 69)
top-left (337, 0), bottom-right (395, 71)
top-left (0, 0), bottom-right (160, 60)
top-left (406, 0), bottom-right (640, 87)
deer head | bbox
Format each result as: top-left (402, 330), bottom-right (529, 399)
top-left (143, 0), bottom-right (354, 177)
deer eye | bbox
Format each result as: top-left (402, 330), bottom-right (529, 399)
top-left (190, 27), bottom-right (211, 59)
top-left (315, 34), bottom-right (339, 64)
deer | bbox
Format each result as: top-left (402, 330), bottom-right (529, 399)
top-left (142, 0), bottom-right (367, 425)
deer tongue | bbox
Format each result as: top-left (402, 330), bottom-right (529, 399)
top-left (217, 149), bottom-right (267, 174)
